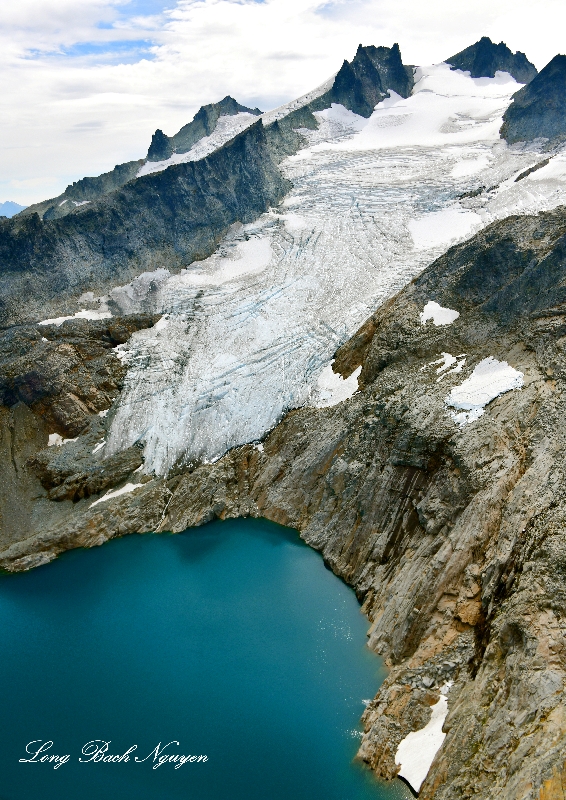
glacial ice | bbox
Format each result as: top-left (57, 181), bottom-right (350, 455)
top-left (104, 65), bottom-right (566, 475)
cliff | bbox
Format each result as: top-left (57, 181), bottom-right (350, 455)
top-left (501, 54), bottom-right (566, 144)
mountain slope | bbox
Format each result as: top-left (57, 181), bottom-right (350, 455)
top-left (446, 36), bottom-right (537, 83)
top-left (0, 121), bottom-right (290, 328)
top-left (0, 201), bottom-right (26, 218)
top-left (501, 54), bottom-right (566, 144)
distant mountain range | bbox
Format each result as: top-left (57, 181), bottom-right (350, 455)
top-left (0, 201), bottom-right (26, 218)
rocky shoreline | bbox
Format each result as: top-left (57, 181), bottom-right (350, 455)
top-left (3, 206), bottom-right (566, 797)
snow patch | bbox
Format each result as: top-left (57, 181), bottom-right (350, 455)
top-left (446, 356), bottom-right (524, 425)
top-left (451, 154), bottom-right (490, 177)
top-left (39, 309), bottom-right (112, 326)
top-left (526, 152), bottom-right (566, 182)
top-left (176, 236), bottom-right (273, 288)
top-left (154, 315), bottom-right (169, 331)
top-left (420, 301), bottom-right (460, 326)
top-left (410, 206), bottom-right (482, 250)
top-left (90, 483), bottom-right (144, 508)
top-left (98, 409), bottom-right (109, 417)
top-left (310, 363), bottom-right (361, 408)
top-left (395, 690), bottom-right (450, 793)
top-left (47, 433), bottom-right (77, 447)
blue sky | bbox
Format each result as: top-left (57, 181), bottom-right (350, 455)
top-left (0, 0), bottom-right (562, 205)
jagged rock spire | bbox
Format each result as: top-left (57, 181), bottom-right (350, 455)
top-left (446, 36), bottom-right (537, 83)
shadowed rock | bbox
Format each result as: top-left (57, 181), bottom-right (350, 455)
top-left (316, 43), bottom-right (414, 118)
top-left (500, 54), bottom-right (566, 144)
top-left (0, 121), bottom-right (290, 328)
top-left (446, 37), bottom-right (537, 83)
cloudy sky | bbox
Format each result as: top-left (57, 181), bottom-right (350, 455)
top-left (1, 0), bottom-right (562, 205)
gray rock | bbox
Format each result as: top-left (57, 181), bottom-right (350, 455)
top-left (446, 36), bottom-right (537, 83)
top-left (501, 54), bottom-right (566, 144)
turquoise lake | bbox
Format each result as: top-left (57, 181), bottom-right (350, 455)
top-left (0, 518), bottom-right (410, 800)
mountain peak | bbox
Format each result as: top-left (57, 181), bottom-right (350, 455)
top-left (446, 36), bottom-right (537, 83)
top-left (500, 53), bottom-right (566, 144)
top-left (328, 42), bottom-right (413, 118)
top-left (146, 97), bottom-right (262, 162)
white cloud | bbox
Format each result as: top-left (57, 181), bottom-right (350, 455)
top-left (1, 0), bottom-right (564, 205)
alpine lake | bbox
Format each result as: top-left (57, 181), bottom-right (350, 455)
top-left (0, 518), bottom-right (411, 800)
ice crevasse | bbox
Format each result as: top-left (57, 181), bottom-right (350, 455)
top-left (104, 64), bottom-right (566, 475)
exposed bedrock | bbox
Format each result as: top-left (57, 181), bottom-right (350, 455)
top-left (0, 121), bottom-right (290, 328)
top-left (501, 54), bottom-right (566, 145)
top-left (147, 95), bottom-right (262, 161)
top-left (3, 208), bottom-right (566, 798)
top-left (446, 36), bottom-right (537, 83)
top-left (314, 43), bottom-right (414, 118)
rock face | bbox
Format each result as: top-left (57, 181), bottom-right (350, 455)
top-left (319, 43), bottom-right (414, 118)
top-left (446, 37), bottom-right (537, 83)
top-left (147, 95), bottom-right (262, 161)
top-left (0, 121), bottom-right (290, 328)
top-left (0, 314), bottom-right (159, 546)
top-left (501, 54), bottom-right (566, 144)
top-left (3, 205), bottom-right (566, 798)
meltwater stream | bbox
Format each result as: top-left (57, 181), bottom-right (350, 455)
top-left (0, 519), bottom-right (410, 800)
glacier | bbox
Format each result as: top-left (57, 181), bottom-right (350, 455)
top-left (104, 64), bottom-right (566, 475)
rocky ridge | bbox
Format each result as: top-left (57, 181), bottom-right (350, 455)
top-left (501, 54), bottom-right (566, 145)
top-left (0, 121), bottom-right (290, 328)
top-left (446, 37), bottom-right (537, 83)
top-left (2, 206), bottom-right (566, 798)
top-left (146, 95), bottom-right (262, 161)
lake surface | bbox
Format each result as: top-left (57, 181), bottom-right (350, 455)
top-left (0, 518), bottom-right (410, 800)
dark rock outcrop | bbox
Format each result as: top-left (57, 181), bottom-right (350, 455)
top-left (0, 315), bottom-right (159, 436)
top-left (0, 121), bottom-right (290, 328)
top-left (147, 95), bottom-right (262, 161)
top-left (316, 43), bottom-right (414, 118)
top-left (501, 54), bottom-right (566, 144)
top-left (20, 159), bottom-right (145, 222)
top-left (446, 36), bottom-right (537, 83)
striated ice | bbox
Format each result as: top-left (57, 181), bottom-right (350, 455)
top-left (105, 66), bottom-right (566, 475)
